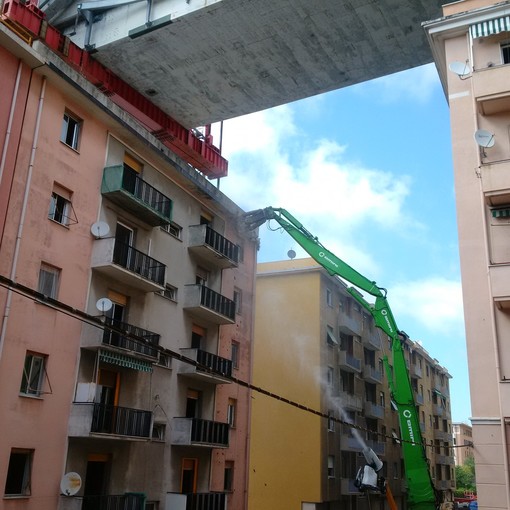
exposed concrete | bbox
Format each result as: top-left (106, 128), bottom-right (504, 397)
top-left (46, 0), bottom-right (451, 128)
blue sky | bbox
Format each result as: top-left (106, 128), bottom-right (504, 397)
top-left (212, 63), bottom-right (470, 424)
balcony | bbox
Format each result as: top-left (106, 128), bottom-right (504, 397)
top-left (338, 391), bottom-right (362, 412)
top-left (81, 318), bottom-right (160, 359)
top-left (364, 401), bottom-right (385, 420)
top-left (340, 433), bottom-right (361, 451)
top-left (91, 238), bottom-right (166, 292)
top-left (68, 403), bottom-right (152, 439)
top-left (340, 478), bottom-right (358, 494)
top-left (433, 429), bottom-right (447, 441)
top-left (183, 284), bottom-right (235, 324)
top-left (414, 392), bottom-right (424, 405)
top-left (362, 365), bottom-right (382, 384)
top-left (410, 364), bottom-right (422, 379)
top-left (165, 492), bottom-right (226, 510)
top-left (362, 329), bottom-right (381, 350)
top-left (338, 311), bottom-right (362, 336)
top-left (433, 404), bottom-right (444, 417)
top-left (366, 438), bottom-right (385, 456)
top-left (101, 165), bottom-right (172, 226)
top-left (179, 348), bottom-right (232, 384)
top-left (473, 65), bottom-right (510, 115)
top-left (83, 493), bottom-right (146, 510)
top-left (338, 351), bottom-right (361, 373)
top-left (188, 224), bottom-right (239, 269)
top-left (171, 417), bottom-right (229, 447)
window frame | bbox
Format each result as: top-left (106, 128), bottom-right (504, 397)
top-left (160, 283), bottom-right (178, 302)
top-left (48, 191), bottom-right (72, 226)
top-left (231, 341), bottom-right (240, 369)
top-left (502, 42), bottom-right (510, 64)
top-left (20, 352), bottom-right (47, 397)
top-left (161, 221), bottom-right (182, 239)
top-left (4, 449), bottom-right (33, 497)
top-left (227, 399), bottom-right (236, 428)
top-left (38, 263), bottom-right (60, 299)
top-left (60, 111), bottom-right (82, 151)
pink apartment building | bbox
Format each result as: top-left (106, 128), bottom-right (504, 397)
top-left (0, 16), bottom-right (256, 510)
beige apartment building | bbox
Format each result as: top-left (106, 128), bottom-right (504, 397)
top-left (0, 14), bottom-right (256, 510)
top-left (424, 1), bottom-right (510, 508)
top-left (453, 423), bottom-right (474, 466)
top-left (249, 258), bottom-right (454, 510)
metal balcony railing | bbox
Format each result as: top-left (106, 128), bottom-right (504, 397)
top-left (196, 349), bottom-right (233, 378)
top-left (186, 492), bottom-right (226, 510)
top-left (82, 493), bottom-right (146, 510)
top-left (199, 285), bottom-right (236, 321)
top-left (102, 165), bottom-right (172, 226)
top-left (91, 403), bottom-right (152, 438)
top-left (112, 240), bottom-right (165, 285)
top-left (103, 318), bottom-right (160, 358)
top-left (204, 225), bottom-right (239, 262)
top-left (191, 418), bottom-right (229, 446)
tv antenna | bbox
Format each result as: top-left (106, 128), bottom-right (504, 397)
top-left (474, 129), bottom-right (495, 157)
top-left (90, 221), bottom-right (110, 239)
top-left (96, 297), bottom-right (113, 314)
top-left (60, 472), bottom-right (82, 496)
top-left (448, 61), bottom-right (471, 79)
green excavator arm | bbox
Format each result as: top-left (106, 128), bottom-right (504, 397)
top-left (244, 206), bottom-right (438, 510)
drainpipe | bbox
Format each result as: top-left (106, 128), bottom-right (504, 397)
top-left (0, 60), bottom-right (23, 186)
top-left (0, 76), bottom-right (47, 361)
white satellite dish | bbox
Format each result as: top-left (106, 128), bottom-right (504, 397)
top-left (448, 60), bottom-right (471, 78)
top-left (90, 221), bottom-right (110, 239)
top-left (474, 129), bottom-right (495, 148)
top-left (287, 249), bottom-right (296, 260)
top-left (96, 297), bottom-right (113, 313)
top-left (60, 472), bottom-right (82, 496)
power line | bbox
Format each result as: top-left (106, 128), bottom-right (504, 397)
top-left (0, 272), bottom-right (468, 450)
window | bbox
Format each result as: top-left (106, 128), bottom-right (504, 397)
top-left (379, 391), bottom-right (385, 407)
top-left (231, 341), bottom-right (239, 369)
top-left (326, 325), bottom-right (338, 346)
top-left (20, 352), bottom-right (46, 396)
top-left (393, 462), bottom-right (399, 479)
top-left (152, 423), bottom-right (166, 441)
top-left (157, 352), bottom-right (171, 368)
top-left (233, 287), bottom-right (242, 314)
top-left (224, 462), bottom-right (234, 492)
top-left (48, 184), bottom-right (75, 226)
top-left (227, 399), bottom-right (236, 427)
top-left (60, 111), bottom-right (81, 150)
top-left (161, 221), bottom-right (182, 239)
top-left (160, 284), bottom-right (177, 301)
top-left (327, 455), bottom-right (335, 478)
top-left (327, 366), bottom-right (334, 387)
top-left (4, 449), bottom-right (33, 496)
top-left (196, 267), bottom-right (208, 285)
top-left (38, 263), bottom-right (60, 299)
top-left (502, 42), bottom-right (510, 64)
top-left (326, 288), bottom-right (333, 307)
top-left (327, 411), bottom-right (335, 432)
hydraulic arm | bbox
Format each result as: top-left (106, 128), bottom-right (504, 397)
top-left (244, 207), bottom-right (438, 510)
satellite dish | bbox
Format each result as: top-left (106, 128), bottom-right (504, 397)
top-left (474, 129), bottom-right (495, 148)
top-left (287, 249), bottom-right (296, 260)
top-left (448, 60), bottom-right (471, 78)
top-left (60, 472), bottom-right (82, 496)
top-left (90, 221), bottom-right (110, 239)
top-left (96, 297), bottom-right (113, 313)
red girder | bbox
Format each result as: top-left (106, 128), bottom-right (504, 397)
top-left (1, 0), bottom-right (228, 179)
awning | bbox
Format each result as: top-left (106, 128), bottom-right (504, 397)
top-left (99, 350), bottom-right (153, 372)
top-left (492, 208), bottom-right (510, 218)
top-left (470, 16), bottom-right (510, 38)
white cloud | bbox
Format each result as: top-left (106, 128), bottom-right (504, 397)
top-left (389, 277), bottom-right (464, 335)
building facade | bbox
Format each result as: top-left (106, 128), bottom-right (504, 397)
top-left (0, 18), bottom-right (256, 510)
top-left (453, 423), bottom-right (474, 466)
top-left (424, 2), bottom-right (510, 508)
top-left (249, 258), bottom-right (454, 510)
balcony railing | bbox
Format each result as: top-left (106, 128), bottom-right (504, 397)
top-left (362, 365), bottom-right (382, 384)
top-left (338, 351), bottom-right (361, 373)
top-left (179, 348), bottom-right (232, 383)
top-left (82, 493), bottom-right (146, 510)
top-left (91, 403), bottom-right (152, 438)
top-left (364, 401), bottom-right (385, 420)
top-left (165, 492), bottom-right (226, 510)
top-left (188, 224), bottom-right (239, 268)
top-left (171, 417), bottom-right (229, 447)
top-left (102, 165), bottom-right (172, 226)
top-left (92, 237), bottom-right (166, 292)
top-left (183, 284), bottom-right (235, 324)
top-left (103, 317), bottom-right (159, 359)
top-left (113, 240), bottom-right (165, 285)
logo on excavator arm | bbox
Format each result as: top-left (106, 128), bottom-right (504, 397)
top-left (402, 409), bottom-right (416, 446)
top-left (318, 251), bottom-right (339, 270)
top-left (380, 309), bottom-right (395, 334)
